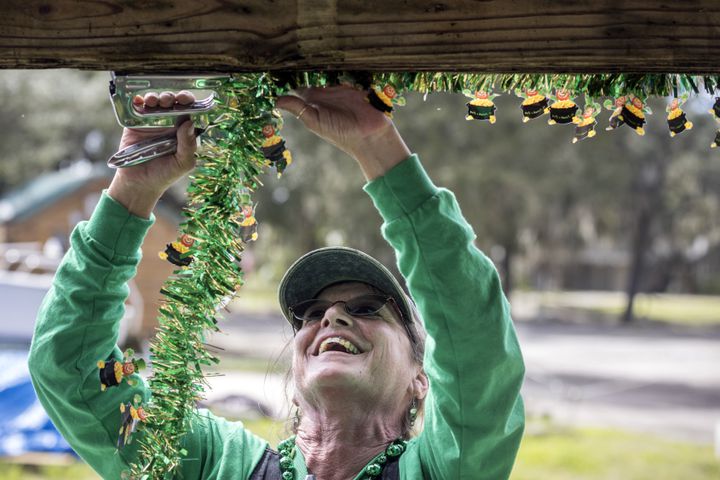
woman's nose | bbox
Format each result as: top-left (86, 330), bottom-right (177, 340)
top-left (321, 303), bottom-right (353, 328)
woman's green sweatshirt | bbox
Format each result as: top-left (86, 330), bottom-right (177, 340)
top-left (29, 154), bottom-right (524, 479)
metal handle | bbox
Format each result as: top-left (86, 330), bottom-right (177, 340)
top-left (107, 127), bottom-right (204, 169)
top-left (130, 95), bottom-right (216, 118)
top-left (109, 72), bottom-right (231, 128)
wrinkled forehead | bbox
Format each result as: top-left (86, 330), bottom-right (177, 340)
top-left (316, 281), bottom-right (377, 301)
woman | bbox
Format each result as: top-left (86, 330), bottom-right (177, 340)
top-left (28, 85), bottom-right (524, 479)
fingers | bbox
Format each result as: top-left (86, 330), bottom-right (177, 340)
top-left (288, 87), bottom-right (311, 102)
top-left (276, 95), bottom-right (318, 129)
top-left (275, 95), bottom-right (305, 116)
top-left (175, 90), bottom-right (195, 105)
top-left (175, 120), bottom-right (198, 167)
top-left (158, 91), bottom-right (175, 108)
top-left (142, 92), bottom-right (159, 107)
top-left (132, 90), bottom-right (197, 109)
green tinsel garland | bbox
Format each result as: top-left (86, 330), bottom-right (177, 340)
top-left (130, 73), bottom-right (279, 479)
top-left (127, 71), bottom-right (720, 479)
top-left (275, 72), bottom-right (720, 98)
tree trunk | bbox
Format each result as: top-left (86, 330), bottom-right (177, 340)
top-left (622, 157), bottom-right (667, 324)
top-left (2, 1), bottom-right (720, 72)
top-left (622, 205), bottom-right (652, 324)
top-left (502, 245), bottom-right (513, 297)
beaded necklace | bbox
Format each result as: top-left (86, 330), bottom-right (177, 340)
top-left (277, 435), bottom-right (407, 480)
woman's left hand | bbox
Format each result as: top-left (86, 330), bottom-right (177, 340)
top-left (276, 86), bottom-right (411, 180)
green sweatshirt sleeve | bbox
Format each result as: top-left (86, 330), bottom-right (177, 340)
top-left (27, 191), bottom-right (266, 480)
top-left (364, 155), bottom-right (525, 480)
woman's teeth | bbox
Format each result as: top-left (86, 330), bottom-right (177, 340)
top-left (319, 337), bottom-right (360, 354)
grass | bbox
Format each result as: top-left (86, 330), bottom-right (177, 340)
top-left (3, 420), bottom-right (718, 479)
top-left (512, 422), bottom-right (720, 480)
top-left (522, 290), bottom-right (720, 326)
top-left (231, 282), bottom-right (720, 327)
top-left (0, 458), bottom-right (98, 480)
top-left (591, 294), bottom-right (720, 326)
top-left (206, 354), bottom-right (289, 375)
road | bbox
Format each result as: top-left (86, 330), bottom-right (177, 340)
top-left (517, 320), bottom-right (720, 444)
top-left (207, 311), bottom-right (720, 444)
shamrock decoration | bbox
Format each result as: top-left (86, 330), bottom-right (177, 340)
top-left (261, 111), bottom-right (293, 177)
top-left (618, 94), bottom-right (651, 136)
top-left (604, 95), bottom-right (628, 131)
top-left (464, 89), bottom-right (499, 123)
top-left (517, 88), bottom-right (550, 123)
top-left (666, 94), bottom-right (693, 137)
top-left (232, 191), bottom-right (259, 243)
top-left (366, 84), bottom-right (405, 118)
top-left (159, 233), bottom-right (195, 268)
top-left (572, 101), bottom-right (601, 143)
top-left (709, 97), bottom-right (720, 120)
top-left (98, 348), bottom-right (146, 391)
top-left (118, 394), bottom-right (148, 449)
top-left (710, 130), bottom-right (720, 149)
top-left (548, 88), bottom-right (580, 126)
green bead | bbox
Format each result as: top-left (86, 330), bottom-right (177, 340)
top-left (279, 456), bottom-right (293, 469)
top-left (387, 444), bottom-right (402, 457)
top-left (376, 453), bottom-right (387, 464)
top-left (282, 472), bottom-right (294, 480)
top-left (365, 463), bottom-right (382, 476)
top-left (278, 436), bottom-right (295, 450)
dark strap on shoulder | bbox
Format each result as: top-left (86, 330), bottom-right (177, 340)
top-left (247, 446), bottom-right (402, 480)
top-left (248, 448), bottom-right (281, 480)
top-left (380, 454), bottom-right (401, 479)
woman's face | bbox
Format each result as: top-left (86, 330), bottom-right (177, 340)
top-left (292, 282), bottom-right (420, 408)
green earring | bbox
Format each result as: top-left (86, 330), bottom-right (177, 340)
top-left (409, 399), bottom-right (418, 428)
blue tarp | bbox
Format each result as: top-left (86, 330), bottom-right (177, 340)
top-left (0, 350), bottom-right (75, 456)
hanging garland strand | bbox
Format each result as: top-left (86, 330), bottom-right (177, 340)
top-left (130, 73), bottom-right (280, 479)
top-left (273, 72), bottom-right (720, 98)
top-left (120, 71), bottom-right (720, 480)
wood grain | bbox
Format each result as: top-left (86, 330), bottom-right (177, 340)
top-left (1, 1), bottom-right (719, 72)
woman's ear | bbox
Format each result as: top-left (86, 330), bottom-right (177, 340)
top-left (411, 368), bottom-right (429, 400)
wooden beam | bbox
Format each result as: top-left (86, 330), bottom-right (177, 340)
top-left (2, 1), bottom-right (720, 73)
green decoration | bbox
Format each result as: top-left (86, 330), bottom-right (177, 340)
top-left (276, 435), bottom-right (407, 480)
top-left (125, 70), bottom-right (720, 479)
top-left (294, 72), bottom-right (718, 98)
top-left (463, 89), bottom-right (499, 123)
top-left (129, 73), bottom-right (284, 479)
top-left (573, 100), bottom-right (601, 144)
top-left (98, 348), bottom-right (145, 392)
top-left (547, 88), bottom-right (580, 126)
top-left (666, 93), bottom-right (694, 137)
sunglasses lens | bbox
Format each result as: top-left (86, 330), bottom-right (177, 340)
top-left (289, 295), bottom-right (391, 332)
top-left (291, 299), bottom-right (331, 324)
top-left (345, 295), bottom-right (388, 316)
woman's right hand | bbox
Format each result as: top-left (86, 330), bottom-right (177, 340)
top-left (108, 91), bottom-right (199, 218)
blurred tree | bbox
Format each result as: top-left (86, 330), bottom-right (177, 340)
top-left (1, 70), bottom-right (719, 319)
top-left (600, 98), bottom-right (720, 322)
top-left (0, 70), bottom-right (119, 195)
top-left (255, 93), bottom-right (595, 294)
top-left (254, 91), bottom-right (720, 314)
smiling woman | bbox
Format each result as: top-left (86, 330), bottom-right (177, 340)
top-left (285, 276), bottom-right (428, 442)
top-left (28, 84), bottom-right (524, 480)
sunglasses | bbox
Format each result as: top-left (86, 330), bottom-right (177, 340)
top-left (289, 294), bottom-right (398, 332)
